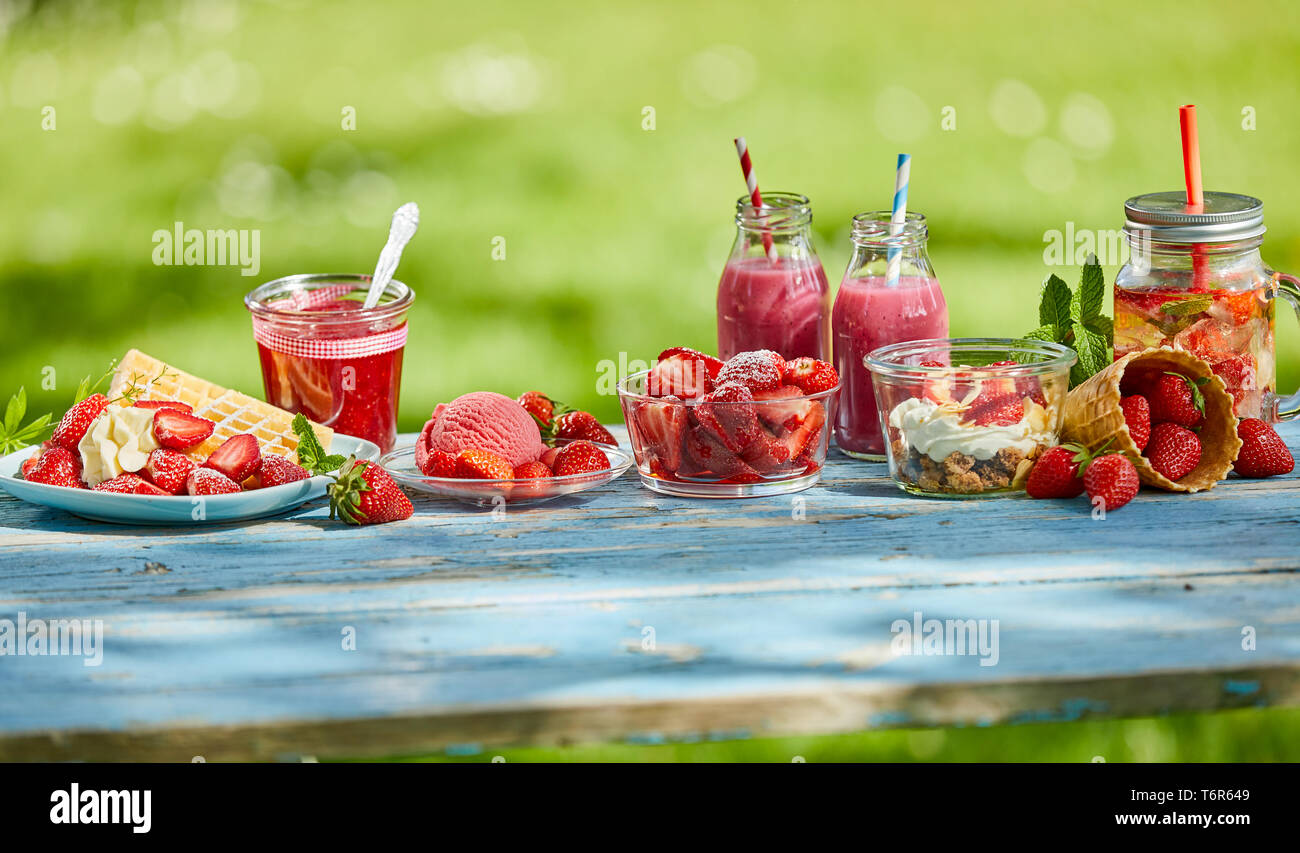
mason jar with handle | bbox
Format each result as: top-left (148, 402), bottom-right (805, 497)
top-left (1114, 191), bottom-right (1300, 421)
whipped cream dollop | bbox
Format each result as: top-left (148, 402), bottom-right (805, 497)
top-left (888, 397), bottom-right (1049, 462)
top-left (78, 405), bottom-right (160, 486)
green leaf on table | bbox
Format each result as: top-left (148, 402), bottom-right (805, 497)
top-left (1072, 254), bottom-right (1105, 323)
top-left (0, 387), bottom-right (53, 456)
top-left (292, 413), bottom-right (346, 475)
top-left (1039, 274), bottom-right (1074, 330)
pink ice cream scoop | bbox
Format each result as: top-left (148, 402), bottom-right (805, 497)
top-left (423, 391), bottom-right (546, 468)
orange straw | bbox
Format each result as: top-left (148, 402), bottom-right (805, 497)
top-left (1180, 105), bottom-right (1210, 290)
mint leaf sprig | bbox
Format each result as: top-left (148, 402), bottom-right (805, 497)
top-left (292, 413), bottom-right (346, 475)
top-left (0, 388), bottom-right (53, 456)
top-left (1024, 254), bottom-right (1114, 388)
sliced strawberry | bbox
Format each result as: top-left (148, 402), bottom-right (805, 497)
top-left (646, 353), bottom-right (712, 399)
top-left (740, 427), bottom-right (792, 474)
top-left (186, 467), bottom-right (242, 495)
top-left (50, 394), bottom-right (109, 451)
top-left (133, 400), bottom-right (194, 413)
top-left (679, 426), bottom-right (747, 479)
top-left (770, 399), bottom-right (826, 462)
top-left (154, 410), bottom-right (216, 450)
top-left (633, 397), bottom-right (687, 472)
top-left (133, 479), bottom-right (172, 496)
top-left (658, 347), bottom-right (723, 379)
top-left (751, 385), bottom-right (816, 433)
top-left (695, 382), bottom-right (761, 452)
top-left (259, 455), bottom-right (311, 488)
top-left (25, 446), bottom-right (85, 489)
top-left (145, 448), bottom-right (197, 495)
top-left (203, 434), bottom-right (262, 482)
top-left (93, 473), bottom-right (146, 493)
top-left (965, 392), bottom-right (1024, 426)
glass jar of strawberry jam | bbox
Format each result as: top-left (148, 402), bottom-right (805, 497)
top-left (245, 274), bottom-right (413, 453)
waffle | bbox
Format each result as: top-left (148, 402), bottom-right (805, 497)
top-left (1062, 346), bottom-right (1240, 492)
top-left (108, 349), bottom-right (332, 462)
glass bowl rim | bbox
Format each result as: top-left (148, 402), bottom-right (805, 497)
top-left (380, 440), bottom-right (633, 486)
top-left (245, 273), bottom-right (414, 322)
top-left (864, 337), bottom-right (1077, 378)
top-left (616, 369), bottom-right (840, 405)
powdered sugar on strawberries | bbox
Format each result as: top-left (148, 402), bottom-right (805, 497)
top-left (715, 350), bottom-right (783, 391)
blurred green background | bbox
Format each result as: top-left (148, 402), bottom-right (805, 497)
top-left (3, 0), bottom-right (1299, 762)
top-left (2, 0), bottom-right (1298, 428)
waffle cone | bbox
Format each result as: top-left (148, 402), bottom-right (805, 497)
top-left (1062, 347), bottom-right (1240, 492)
top-left (108, 349), bottom-right (332, 462)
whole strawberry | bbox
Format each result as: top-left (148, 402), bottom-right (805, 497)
top-left (25, 446), bottom-right (85, 489)
top-left (1234, 418), bottom-right (1295, 478)
top-left (555, 410), bottom-right (617, 446)
top-left (1025, 444), bottom-right (1088, 498)
top-left (50, 394), bottom-right (108, 450)
top-left (513, 461), bottom-right (553, 479)
top-left (455, 448), bottom-right (514, 480)
top-left (1148, 372), bottom-right (1208, 428)
top-left (185, 467), bottom-right (243, 496)
top-left (783, 357), bottom-right (840, 394)
top-left (328, 456), bottom-right (414, 525)
top-left (553, 440), bottom-right (610, 476)
top-left (259, 455), bottom-right (312, 488)
top-left (420, 449), bottom-right (458, 478)
top-left (1083, 453), bottom-right (1140, 512)
top-left (1120, 394), bottom-right (1151, 452)
top-left (145, 448), bottom-right (197, 495)
top-left (1146, 423), bottom-right (1202, 481)
top-left (517, 391), bottom-right (555, 429)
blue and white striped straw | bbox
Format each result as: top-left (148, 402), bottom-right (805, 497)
top-left (885, 153), bottom-right (911, 287)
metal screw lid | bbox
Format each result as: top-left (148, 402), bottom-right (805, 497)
top-left (1123, 191), bottom-right (1265, 243)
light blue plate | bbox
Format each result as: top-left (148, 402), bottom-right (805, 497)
top-left (0, 435), bottom-right (379, 525)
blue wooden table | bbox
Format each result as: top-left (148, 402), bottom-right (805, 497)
top-left (1, 423), bottom-right (1297, 761)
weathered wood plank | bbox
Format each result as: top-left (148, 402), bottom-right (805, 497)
top-left (0, 424), bottom-right (1296, 759)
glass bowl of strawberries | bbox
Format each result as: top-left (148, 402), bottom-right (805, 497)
top-left (864, 338), bottom-right (1075, 497)
top-left (618, 347), bottom-right (839, 498)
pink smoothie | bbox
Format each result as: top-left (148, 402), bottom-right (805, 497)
top-left (717, 258), bottom-right (831, 362)
top-left (832, 275), bottom-right (948, 456)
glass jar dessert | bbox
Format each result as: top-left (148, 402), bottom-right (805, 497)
top-left (245, 273), bottom-right (412, 454)
top-left (1113, 191), bottom-right (1300, 421)
top-left (716, 192), bottom-right (831, 363)
top-left (865, 339), bottom-right (1075, 497)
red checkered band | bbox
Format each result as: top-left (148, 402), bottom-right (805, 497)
top-left (252, 319), bottom-right (408, 360)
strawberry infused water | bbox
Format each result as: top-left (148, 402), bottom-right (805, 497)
top-left (716, 191), bottom-right (831, 362)
top-left (832, 212), bottom-right (948, 457)
top-left (245, 274), bottom-right (413, 453)
top-left (1114, 192), bottom-right (1300, 421)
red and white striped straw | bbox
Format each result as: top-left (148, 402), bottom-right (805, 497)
top-left (734, 137), bottom-right (779, 262)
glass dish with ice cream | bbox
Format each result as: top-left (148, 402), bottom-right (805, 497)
top-left (864, 338), bottom-right (1076, 497)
